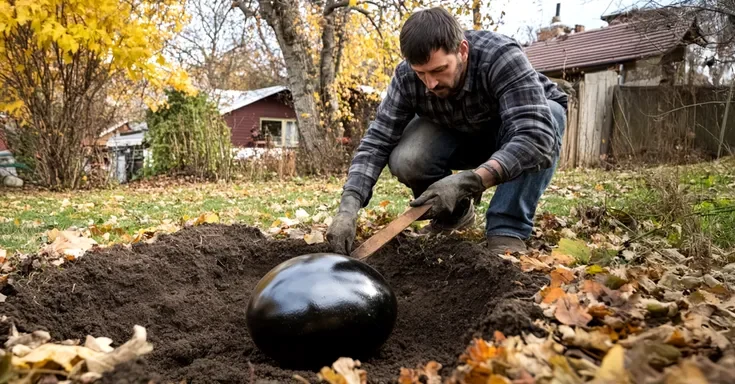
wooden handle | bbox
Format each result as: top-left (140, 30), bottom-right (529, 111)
top-left (350, 204), bottom-right (431, 260)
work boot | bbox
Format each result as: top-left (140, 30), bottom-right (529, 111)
top-left (486, 235), bottom-right (527, 256)
top-left (419, 198), bottom-right (476, 234)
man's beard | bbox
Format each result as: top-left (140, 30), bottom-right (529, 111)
top-left (433, 57), bottom-right (466, 97)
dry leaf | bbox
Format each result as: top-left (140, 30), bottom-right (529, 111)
top-left (0, 248), bottom-right (6, 262)
top-left (462, 338), bottom-right (500, 365)
top-left (84, 325), bottom-right (152, 374)
top-left (318, 357), bottom-right (366, 384)
top-left (520, 255), bottom-right (551, 272)
top-left (664, 359), bottom-right (709, 384)
top-left (84, 336), bottom-right (114, 353)
top-left (559, 326), bottom-right (613, 352)
top-left (43, 230), bottom-right (97, 259)
top-left (304, 230), bottom-right (325, 245)
top-left (591, 345), bottom-right (629, 383)
top-left (555, 295), bottom-right (592, 326)
top-left (399, 361), bottom-right (442, 384)
top-left (295, 208), bottom-right (310, 220)
top-left (550, 267), bottom-right (576, 287)
top-left (542, 287), bottom-right (567, 304)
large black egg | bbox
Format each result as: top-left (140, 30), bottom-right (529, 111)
top-left (246, 253), bottom-right (398, 369)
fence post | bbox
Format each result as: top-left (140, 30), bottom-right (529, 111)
top-left (718, 69), bottom-right (735, 158)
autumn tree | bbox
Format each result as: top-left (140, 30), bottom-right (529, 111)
top-left (0, 0), bottom-right (193, 190)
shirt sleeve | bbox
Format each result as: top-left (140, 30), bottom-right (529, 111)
top-left (485, 40), bottom-right (558, 182)
top-left (343, 70), bottom-right (415, 207)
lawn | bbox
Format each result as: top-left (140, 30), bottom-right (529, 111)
top-left (1, 157), bottom-right (734, 256)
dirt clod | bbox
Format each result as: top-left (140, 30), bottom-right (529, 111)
top-left (1, 225), bottom-right (544, 383)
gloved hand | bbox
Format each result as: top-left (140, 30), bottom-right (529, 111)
top-left (409, 171), bottom-right (486, 220)
top-left (326, 191), bottom-right (361, 255)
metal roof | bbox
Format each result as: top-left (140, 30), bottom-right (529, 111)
top-left (524, 21), bottom-right (694, 74)
top-left (212, 85), bottom-right (289, 115)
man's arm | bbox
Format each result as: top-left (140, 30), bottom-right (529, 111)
top-left (477, 40), bottom-right (559, 185)
top-left (343, 70), bottom-right (416, 206)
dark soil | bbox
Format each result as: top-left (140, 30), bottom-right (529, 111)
top-left (1, 224), bottom-right (546, 384)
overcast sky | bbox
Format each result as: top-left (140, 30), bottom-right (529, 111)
top-left (489, 0), bottom-right (641, 42)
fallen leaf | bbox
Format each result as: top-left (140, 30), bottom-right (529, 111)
top-left (0, 248), bottom-right (6, 262)
top-left (582, 280), bottom-right (606, 300)
top-left (304, 230), bottom-right (325, 245)
top-left (399, 361), bottom-right (442, 384)
top-left (553, 238), bottom-right (591, 264)
top-left (586, 265), bottom-right (606, 275)
top-left (461, 338), bottom-right (500, 365)
top-left (84, 325), bottom-right (153, 374)
top-left (42, 230), bottom-right (97, 259)
top-left (664, 359), bottom-right (708, 384)
top-left (555, 295), bottom-right (592, 326)
top-left (559, 326), bottom-right (613, 352)
top-left (550, 267), bottom-right (576, 287)
top-left (379, 200), bottom-right (390, 207)
top-left (295, 208), bottom-right (310, 220)
top-left (592, 345), bottom-right (629, 383)
top-left (84, 336), bottom-right (114, 353)
top-left (318, 357), bottom-right (366, 384)
top-left (542, 287), bottom-right (567, 304)
top-left (520, 255), bottom-right (551, 272)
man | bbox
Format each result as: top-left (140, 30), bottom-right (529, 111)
top-left (326, 7), bottom-right (567, 256)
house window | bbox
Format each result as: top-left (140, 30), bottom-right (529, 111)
top-left (260, 118), bottom-right (298, 147)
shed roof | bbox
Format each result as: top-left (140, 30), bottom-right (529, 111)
top-left (524, 20), bottom-right (697, 73)
top-left (212, 85), bottom-right (289, 115)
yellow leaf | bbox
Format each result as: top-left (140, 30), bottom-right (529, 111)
top-left (593, 345), bottom-right (629, 383)
top-left (348, 0), bottom-right (357, 6)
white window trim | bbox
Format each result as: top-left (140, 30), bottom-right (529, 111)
top-left (259, 117), bottom-right (298, 147)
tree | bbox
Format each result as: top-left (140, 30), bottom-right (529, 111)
top-left (0, 0), bottom-right (194, 189)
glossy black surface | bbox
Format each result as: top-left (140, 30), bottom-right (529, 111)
top-left (246, 253), bottom-right (398, 368)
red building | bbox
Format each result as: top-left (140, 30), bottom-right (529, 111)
top-left (215, 86), bottom-right (298, 148)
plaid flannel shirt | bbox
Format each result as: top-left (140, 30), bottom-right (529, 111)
top-left (344, 30), bottom-right (568, 206)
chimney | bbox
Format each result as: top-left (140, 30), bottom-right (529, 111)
top-left (551, 3), bottom-right (561, 23)
top-left (575, 24), bottom-right (585, 33)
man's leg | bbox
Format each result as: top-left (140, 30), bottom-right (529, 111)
top-left (485, 100), bottom-right (567, 252)
top-left (387, 116), bottom-right (476, 230)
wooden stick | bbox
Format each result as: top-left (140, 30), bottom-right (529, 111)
top-left (351, 204), bottom-right (430, 260)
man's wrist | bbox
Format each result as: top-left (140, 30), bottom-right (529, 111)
top-left (473, 160), bottom-right (504, 188)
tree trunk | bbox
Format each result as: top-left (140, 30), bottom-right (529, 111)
top-left (320, 1), bottom-right (340, 136)
top-left (236, 0), bottom-right (336, 172)
top-left (472, 0), bottom-right (481, 30)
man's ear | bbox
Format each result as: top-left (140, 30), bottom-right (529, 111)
top-left (458, 40), bottom-right (469, 61)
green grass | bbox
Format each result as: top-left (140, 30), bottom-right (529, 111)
top-left (1, 158), bottom-right (734, 255)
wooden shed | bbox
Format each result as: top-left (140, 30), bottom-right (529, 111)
top-left (524, 8), bottom-right (704, 167)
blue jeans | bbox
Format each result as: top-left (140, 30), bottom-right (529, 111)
top-left (387, 100), bottom-right (566, 240)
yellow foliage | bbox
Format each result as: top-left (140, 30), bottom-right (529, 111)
top-left (0, 0), bottom-right (195, 119)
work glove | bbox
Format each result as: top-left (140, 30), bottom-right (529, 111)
top-left (409, 171), bottom-right (485, 220)
top-left (326, 191), bottom-right (361, 255)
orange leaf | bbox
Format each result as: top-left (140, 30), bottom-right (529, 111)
top-left (550, 267), bottom-right (575, 287)
top-left (588, 304), bottom-right (614, 319)
top-left (582, 279), bottom-right (606, 300)
top-left (542, 287), bottom-right (567, 304)
top-left (555, 295), bottom-right (592, 326)
top-left (379, 200), bottom-right (390, 207)
top-left (488, 375), bottom-right (512, 384)
top-left (665, 329), bottom-right (689, 348)
top-left (493, 331), bottom-right (506, 343)
top-left (462, 338), bottom-right (500, 365)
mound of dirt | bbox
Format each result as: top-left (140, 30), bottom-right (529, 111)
top-left (1, 224), bottom-right (546, 383)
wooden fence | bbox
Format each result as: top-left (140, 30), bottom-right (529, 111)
top-left (610, 85), bottom-right (735, 163)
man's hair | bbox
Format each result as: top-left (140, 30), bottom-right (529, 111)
top-left (399, 7), bottom-right (465, 65)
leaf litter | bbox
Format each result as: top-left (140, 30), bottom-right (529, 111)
top-left (1, 172), bottom-right (733, 383)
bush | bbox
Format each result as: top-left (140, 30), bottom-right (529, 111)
top-left (145, 89), bottom-right (233, 180)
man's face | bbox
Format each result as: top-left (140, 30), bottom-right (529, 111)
top-left (410, 40), bottom-right (469, 98)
